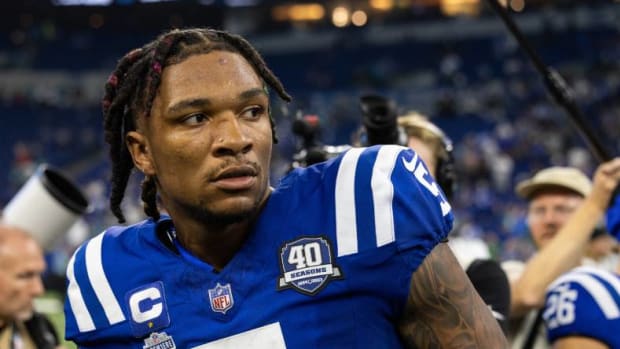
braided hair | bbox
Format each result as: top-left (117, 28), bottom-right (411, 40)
top-left (102, 28), bottom-right (292, 223)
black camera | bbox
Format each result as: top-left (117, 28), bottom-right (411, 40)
top-left (290, 94), bottom-right (404, 169)
top-left (290, 113), bottom-right (349, 168)
top-left (359, 94), bottom-right (403, 146)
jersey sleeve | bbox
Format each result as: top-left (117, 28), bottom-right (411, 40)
top-left (63, 222), bottom-right (165, 347)
top-left (63, 227), bottom-right (130, 345)
top-left (607, 193), bottom-right (620, 239)
top-left (328, 145), bottom-right (453, 269)
top-left (543, 266), bottom-right (620, 348)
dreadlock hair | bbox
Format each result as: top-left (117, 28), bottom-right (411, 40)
top-left (102, 28), bottom-right (292, 223)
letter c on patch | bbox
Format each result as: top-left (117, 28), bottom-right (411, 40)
top-left (129, 287), bottom-right (163, 323)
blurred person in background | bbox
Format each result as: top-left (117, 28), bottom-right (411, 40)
top-left (502, 158), bottom-right (620, 349)
top-left (581, 226), bottom-right (619, 272)
top-left (398, 112), bottom-right (512, 333)
top-left (0, 224), bottom-right (62, 349)
top-left (541, 186), bottom-right (620, 349)
top-left (63, 27), bottom-right (507, 348)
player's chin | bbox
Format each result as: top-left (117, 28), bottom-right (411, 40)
top-left (210, 208), bottom-right (256, 225)
top-left (207, 197), bottom-right (261, 223)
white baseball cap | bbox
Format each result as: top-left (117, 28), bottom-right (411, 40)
top-left (516, 166), bottom-right (592, 200)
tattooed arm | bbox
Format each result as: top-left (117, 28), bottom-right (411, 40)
top-left (398, 243), bottom-right (508, 348)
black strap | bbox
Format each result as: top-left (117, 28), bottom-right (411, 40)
top-left (522, 309), bottom-right (543, 349)
top-left (23, 313), bottom-right (59, 349)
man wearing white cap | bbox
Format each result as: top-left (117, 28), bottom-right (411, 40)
top-left (540, 175), bottom-right (620, 349)
top-left (503, 158), bottom-right (620, 349)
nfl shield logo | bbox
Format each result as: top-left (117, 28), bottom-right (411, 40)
top-left (208, 283), bottom-right (234, 314)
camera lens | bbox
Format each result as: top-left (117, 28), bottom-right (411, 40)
top-left (360, 94), bottom-right (400, 146)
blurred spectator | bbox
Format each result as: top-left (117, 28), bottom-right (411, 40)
top-left (0, 224), bottom-right (62, 349)
top-left (541, 191), bottom-right (620, 349)
top-left (581, 226), bottom-right (619, 272)
top-left (503, 158), bottom-right (620, 349)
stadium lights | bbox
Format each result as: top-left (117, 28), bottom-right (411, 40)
top-left (351, 10), bottom-right (368, 26)
top-left (440, 0), bottom-right (480, 16)
top-left (272, 3), bottom-right (325, 22)
top-left (332, 6), bottom-right (350, 27)
top-left (369, 0), bottom-right (394, 11)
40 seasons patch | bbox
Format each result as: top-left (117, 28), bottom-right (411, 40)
top-left (277, 236), bottom-right (343, 295)
top-left (142, 332), bottom-right (176, 349)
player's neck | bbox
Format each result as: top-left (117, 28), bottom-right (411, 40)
top-left (175, 219), bottom-right (253, 271)
top-left (166, 188), bottom-right (273, 270)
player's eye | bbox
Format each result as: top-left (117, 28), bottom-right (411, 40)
top-left (183, 113), bottom-right (209, 125)
top-left (240, 106), bottom-right (266, 120)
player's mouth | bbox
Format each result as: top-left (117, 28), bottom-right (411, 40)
top-left (211, 166), bottom-right (258, 191)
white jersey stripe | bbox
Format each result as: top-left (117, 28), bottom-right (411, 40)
top-left (371, 145), bottom-right (401, 247)
top-left (574, 266), bottom-right (620, 296)
top-left (549, 272), bottom-right (620, 319)
top-left (335, 147), bottom-right (364, 257)
top-left (191, 322), bottom-right (286, 349)
top-left (66, 246), bottom-right (96, 332)
top-left (85, 232), bottom-right (126, 325)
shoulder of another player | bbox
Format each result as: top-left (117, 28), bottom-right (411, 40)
top-left (546, 265), bottom-right (620, 293)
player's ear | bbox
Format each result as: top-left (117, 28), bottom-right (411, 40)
top-left (126, 131), bottom-right (155, 176)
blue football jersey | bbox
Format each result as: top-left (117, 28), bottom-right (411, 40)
top-left (543, 266), bottom-right (620, 348)
top-left (64, 145), bottom-right (453, 349)
top-left (607, 194), bottom-right (620, 240)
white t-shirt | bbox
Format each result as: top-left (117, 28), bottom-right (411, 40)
top-left (448, 236), bottom-right (491, 270)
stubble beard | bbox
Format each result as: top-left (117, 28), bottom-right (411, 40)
top-left (184, 186), bottom-right (268, 226)
top-left (186, 203), bottom-right (255, 226)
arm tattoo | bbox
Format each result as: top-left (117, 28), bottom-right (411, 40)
top-left (398, 243), bottom-right (508, 349)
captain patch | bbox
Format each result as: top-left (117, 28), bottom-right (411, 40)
top-left (126, 281), bottom-right (171, 338)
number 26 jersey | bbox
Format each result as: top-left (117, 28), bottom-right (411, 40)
top-left (543, 266), bottom-right (620, 348)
